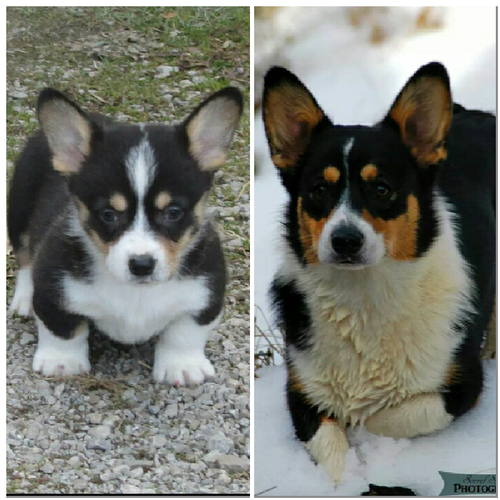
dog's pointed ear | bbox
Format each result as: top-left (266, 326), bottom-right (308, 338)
top-left (263, 67), bottom-right (325, 173)
top-left (183, 87), bottom-right (243, 171)
top-left (385, 62), bottom-right (452, 166)
top-left (38, 89), bottom-right (99, 174)
top-left (37, 89), bottom-right (98, 174)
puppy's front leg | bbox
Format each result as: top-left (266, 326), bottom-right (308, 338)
top-left (365, 393), bottom-right (453, 439)
top-left (153, 314), bottom-right (220, 386)
top-left (287, 366), bottom-right (349, 485)
top-left (33, 316), bottom-right (90, 376)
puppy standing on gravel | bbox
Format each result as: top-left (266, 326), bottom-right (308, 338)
top-left (8, 87), bottom-right (243, 386)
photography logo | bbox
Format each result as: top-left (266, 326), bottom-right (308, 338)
top-left (439, 472), bottom-right (496, 496)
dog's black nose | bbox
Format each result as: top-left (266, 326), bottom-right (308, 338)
top-left (129, 255), bottom-right (156, 277)
top-left (331, 225), bottom-right (364, 256)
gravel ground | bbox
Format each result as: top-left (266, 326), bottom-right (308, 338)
top-left (7, 7), bottom-right (250, 494)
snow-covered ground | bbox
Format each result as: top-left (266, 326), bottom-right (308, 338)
top-left (254, 6), bottom-right (496, 495)
top-left (255, 361), bottom-right (496, 496)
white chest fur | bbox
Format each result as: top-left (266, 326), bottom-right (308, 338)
top-left (286, 199), bottom-right (474, 426)
top-left (63, 272), bottom-right (209, 344)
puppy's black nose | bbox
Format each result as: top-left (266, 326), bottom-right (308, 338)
top-left (331, 225), bottom-right (364, 256)
top-left (129, 255), bottom-right (156, 277)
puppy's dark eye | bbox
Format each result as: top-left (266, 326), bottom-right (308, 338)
top-left (164, 205), bottom-right (184, 221)
top-left (375, 184), bottom-right (390, 197)
top-left (99, 208), bottom-right (119, 223)
top-left (310, 182), bottom-right (328, 200)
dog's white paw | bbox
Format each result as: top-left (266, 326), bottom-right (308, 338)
top-left (33, 346), bottom-right (90, 376)
top-left (153, 352), bottom-right (215, 386)
top-left (33, 317), bottom-right (90, 376)
top-left (9, 267), bottom-right (33, 316)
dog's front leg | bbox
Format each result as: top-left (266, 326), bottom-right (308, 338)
top-left (33, 316), bottom-right (90, 376)
top-left (153, 314), bottom-right (220, 386)
top-left (365, 393), bottom-right (453, 439)
top-left (287, 366), bottom-right (349, 485)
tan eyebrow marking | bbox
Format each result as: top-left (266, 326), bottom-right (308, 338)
top-left (324, 166), bottom-right (340, 183)
top-left (360, 164), bottom-right (378, 181)
top-left (155, 191), bottom-right (172, 210)
top-left (109, 193), bottom-right (128, 211)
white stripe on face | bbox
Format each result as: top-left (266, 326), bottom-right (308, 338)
top-left (126, 135), bottom-right (157, 204)
top-left (105, 135), bottom-right (170, 283)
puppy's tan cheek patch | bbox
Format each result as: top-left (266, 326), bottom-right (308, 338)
top-left (109, 193), bottom-right (128, 212)
top-left (360, 164), bottom-right (378, 181)
top-left (324, 166), bottom-right (340, 183)
top-left (155, 191), bottom-right (172, 211)
top-left (362, 194), bottom-right (419, 260)
top-left (161, 229), bottom-right (198, 275)
top-left (297, 196), bottom-right (332, 265)
top-left (88, 230), bottom-right (113, 256)
top-left (76, 199), bottom-right (91, 228)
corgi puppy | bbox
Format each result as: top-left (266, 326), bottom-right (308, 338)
top-left (262, 62), bottom-right (495, 483)
top-left (8, 86), bottom-right (243, 386)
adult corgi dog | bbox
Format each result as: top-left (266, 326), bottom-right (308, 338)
top-left (262, 62), bottom-right (495, 483)
top-left (8, 86), bottom-right (243, 386)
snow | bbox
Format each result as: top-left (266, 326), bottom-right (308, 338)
top-left (254, 361), bottom-right (496, 496)
top-left (254, 6), bottom-right (496, 495)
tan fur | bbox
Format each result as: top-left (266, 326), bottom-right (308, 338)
top-left (264, 83), bottom-right (323, 170)
top-left (155, 191), bottom-right (172, 211)
top-left (76, 199), bottom-right (90, 228)
top-left (285, 196), bottom-right (473, 431)
top-left (389, 76), bottom-right (451, 165)
top-left (324, 166), bottom-right (340, 183)
top-left (297, 196), bottom-right (332, 265)
top-left (360, 164), bottom-right (378, 181)
top-left (306, 418), bottom-right (349, 485)
top-left (89, 230), bottom-right (112, 256)
top-left (109, 193), bottom-right (128, 212)
top-left (362, 194), bottom-right (419, 260)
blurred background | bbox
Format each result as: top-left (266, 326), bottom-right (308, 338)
top-left (254, 6), bottom-right (496, 369)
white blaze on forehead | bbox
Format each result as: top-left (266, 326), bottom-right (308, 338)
top-left (125, 136), bottom-right (157, 202)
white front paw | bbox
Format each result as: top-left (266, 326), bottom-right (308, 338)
top-left (153, 351), bottom-right (215, 386)
top-left (33, 346), bottom-right (90, 376)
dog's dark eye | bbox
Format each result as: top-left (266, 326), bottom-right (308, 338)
top-left (310, 182), bottom-right (328, 200)
top-left (164, 205), bottom-right (184, 221)
top-left (376, 184), bottom-right (390, 197)
top-left (99, 208), bottom-right (119, 223)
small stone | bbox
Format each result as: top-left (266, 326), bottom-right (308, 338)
top-left (164, 403), bottom-right (178, 418)
top-left (87, 439), bottom-right (111, 451)
top-left (156, 65), bottom-right (177, 78)
top-left (152, 435), bottom-right (168, 448)
top-left (88, 394), bottom-right (100, 404)
top-left (19, 332), bottom-right (35, 345)
top-left (88, 413), bottom-right (104, 425)
top-left (89, 425), bottom-right (112, 440)
top-left (40, 462), bottom-right (55, 474)
top-left (148, 405), bottom-right (160, 415)
top-left (207, 432), bottom-right (233, 454)
top-left (121, 484), bottom-right (142, 494)
top-left (10, 91), bottom-right (28, 99)
top-left (129, 467), bottom-right (143, 478)
top-left (193, 76), bottom-right (207, 84)
top-left (179, 80), bottom-right (193, 88)
top-left (216, 455), bottom-right (250, 473)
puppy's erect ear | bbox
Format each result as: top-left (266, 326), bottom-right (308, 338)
top-left (184, 87), bottom-right (243, 171)
top-left (385, 62), bottom-right (452, 166)
top-left (38, 89), bottom-right (98, 174)
top-left (263, 67), bottom-right (324, 172)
